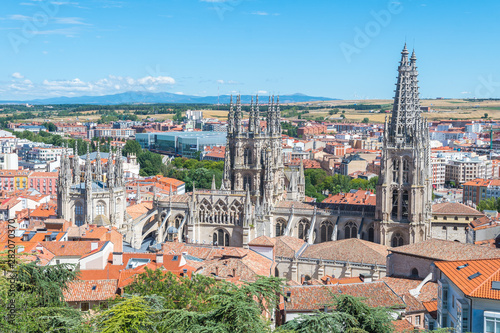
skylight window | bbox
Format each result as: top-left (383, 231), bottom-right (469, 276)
top-left (172, 255), bottom-right (178, 261)
top-left (468, 272), bottom-right (482, 280)
top-left (457, 263), bottom-right (469, 270)
top-left (92, 285), bottom-right (97, 291)
top-left (492, 281), bottom-right (500, 290)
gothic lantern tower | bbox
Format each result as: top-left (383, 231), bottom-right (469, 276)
top-left (375, 44), bottom-right (432, 247)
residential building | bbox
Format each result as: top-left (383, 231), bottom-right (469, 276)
top-left (0, 153), bottom-right (18, 170)
top-left (0, 169), bottom-right (30, 191)
top-left (431, 202), bottom-right (485, 243)
top-left (435, 258), bottom-right (500, 332)
top-left (28, 171), bottom-right (58, 195)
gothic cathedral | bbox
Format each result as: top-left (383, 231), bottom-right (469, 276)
top-left (375, 44), bottom-right (432, 246)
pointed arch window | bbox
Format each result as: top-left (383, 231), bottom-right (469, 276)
top-left (298, 219), bottom-right (310, 240)
top-left (276, 218), bottom-right (286, 237)
top-left (368, 226), bottom-right (375, 242)
top-left (391, 233), bottom-right (404, 247)
top-left (392, 190), bottom-right (399, 218)
top-left (392, 160), bottom-right (400, 183)
top-left (244, 148), bottom-right (252, 165)
top-left (403, 159), bottom-right (410, 184)
top-left (402, 190), bottom-right (409, 219)
top-left (213, 229), bottom-right (230, 246)
top-left (344, 221), bottom-right (357, 239)
top-left (243, 175), bottom-right (252, 192)
top-left (320, 220), bottom-right (334, 242)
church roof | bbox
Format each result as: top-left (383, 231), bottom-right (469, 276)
top-left (389, 238), bottom-right (500, 261)
top-left (300, 238), bottom-right (388, 266)
top-left (94, 215), bottom-right (111, 226)
top-left (432, 202), bottom-right (484, 216)
top-left (248, 235), bottom-right (274, 247)
top-left (275, 200), bottom-right (314, 210)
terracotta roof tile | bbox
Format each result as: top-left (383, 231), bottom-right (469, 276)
top-left (435, 258), bottom-right (500, 300)
top-left (432, 202), bottom-right (484, 216)
top-left (392, 319), bottom-right (415, 333)
top-left (322, 189), bottom-right (376, 205)
top-left (389, 238), bottom-right (500, 261)
top-left (301, 238), bottom-right (388, 265)
top-left (63, 279), bottom-right (118, 302)
top-left (282, 281), bottom-right (405, 311)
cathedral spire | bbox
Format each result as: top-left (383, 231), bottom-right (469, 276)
top-left (389, 43), bottom-right (421, 143)
top-left (96, 142), bottom-right (102, 181)
top-left (107, 149), bottom-right (115, 188)
top-left (248, 96), bottom-right (255, 133)
top-left (254, 94), bottom-right (260, 134)
top-left (211, 174), bottom-right (216, 190)
top-left (228, 94), bottom-right (235, 134)
top-left (222, 136), bottom-right (231, 190)
top-left (234, 95), bottom-right (242, 134)
top-left (85, 142), bottom-right (91, 182)
top-left (275, 95), bottom-right (281, 135)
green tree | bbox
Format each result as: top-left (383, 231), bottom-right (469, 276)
top-left (123, 140), bottom-right (143, 157)
top-left (362, 118), bottom-right (369, 124)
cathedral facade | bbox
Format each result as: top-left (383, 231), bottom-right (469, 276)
top-left (374, 44), bottom-right (432, 247)
top-left (150, 44), bottom-right (431, 249)
top-left (57, 143), bottom-right (126, 228)
top-left (58, 44), bottom-right (431, 250)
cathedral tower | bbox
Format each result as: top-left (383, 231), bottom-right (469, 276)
top-left (375, 44), bottom-right (432, 246)
top-left (222, 95), bottom-right (287, 209)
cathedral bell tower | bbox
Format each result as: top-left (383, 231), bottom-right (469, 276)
top-left (375, 44), bottom-right (432, 247)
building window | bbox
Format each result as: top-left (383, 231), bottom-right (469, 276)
top-left (411, 268), bottom-right (419, 277)
top-left (96, 202), bottom-right (106, 215)
top-left (485, 312), bottom-right (500, 333)
top-left (415, 315), bottom-right (421, 326)
top-left (275, 219), bottom-right (286, 237)
top-left (454, 216), bottom-right (458, 220)
top-left (213, 229), bottom-right (229, 247)
top-left (298, 219), bottom-right (311, 240)
top-left (81, 302), bottom-right (90, 312)
top-left (442, 226), bottom-right (447, 230)
top-left (344, 221), bottom-right (357, 239)
top-left (391, 233), bottom-right (404, 247)
top-left (320, 221), bottom-right (334, 242)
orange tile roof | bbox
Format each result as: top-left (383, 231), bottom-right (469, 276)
top-left (126, 201), bottom-right (153, 220)
top-left (301, 238), bottom-right (388, 265)
top-left (432, 202), bottom-right (484, 216)
top-left (389, 238), bottom-right (500, 261)
top-left (40, 241), bottom-right (108, 257)
top-left (63, 279), bottom-right (118, 302)
top-left (322, 189), bottom-right (376, 205)
top-left (29, 204), bottom-right (57, 218)
top-left (282, 282), bottom-right (405, 311)
top-left (435, 258), bottom-right (500, 300)
top-left (392, 319), bottom-right (415, 333)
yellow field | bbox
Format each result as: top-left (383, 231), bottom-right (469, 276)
top-left (19, 98), bottom-right (500, 124)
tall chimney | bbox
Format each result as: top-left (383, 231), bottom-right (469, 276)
top-left (156, 252), bottom-right (163, 264)
top-left (112, 252), bottom-right (123, 265)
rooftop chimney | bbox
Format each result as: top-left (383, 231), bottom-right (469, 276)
top-left (112, 252), bottom-right (123, 266)
top-left (156, 252), bottom-right (163, 264)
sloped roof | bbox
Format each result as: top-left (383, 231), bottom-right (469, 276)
top-left (300, 238), bottom-right (388, 265)
top-left (273, 236), bottom-right (305, 258)
top-left (435, 258), bottom-right (500, 300)
top-left (432, 202), bottom-right (484, 216)
top-left (248, 235), bottom-right (275, 247)
top-left (322, 189), bottom-right (376, 205)
top-left (63, 279), bottom-right (118, 302)
top-left (282, 281), bottom-right (405, 311)
top-left (392, 319), bottom-right (415, 333)
top-left (389, 238), bottom-right (500, 261)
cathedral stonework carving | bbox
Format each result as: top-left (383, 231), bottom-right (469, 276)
top-left (375, 44), bottom-right (432, 246)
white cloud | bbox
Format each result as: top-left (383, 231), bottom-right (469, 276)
top-left (461, 91), bottom-right (471, 94)
top-left (54, 17), bottom-right (91, 25)
top-left (257, 90), bottom-right (268, 94)
top-left (217, 79), bottom-right (239, 85)
top-left (0, 74), bottom-right (177, 99)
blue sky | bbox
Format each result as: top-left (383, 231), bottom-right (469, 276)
top-left (1, 0), bottom-right (499, 101)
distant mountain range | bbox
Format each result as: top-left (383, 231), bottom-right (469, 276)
top-left (0, 92), bottom-right (338, 105)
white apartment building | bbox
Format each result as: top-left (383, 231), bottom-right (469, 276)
top-left (431, 154), bottom-right (446, 189)
top-left (27, 147), bottom-right (73, 162)
top-left (445, 157), bottom-right (492, 185)
top-left (0, 153), bottom-right (19, 170)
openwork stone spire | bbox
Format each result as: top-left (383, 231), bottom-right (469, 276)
top-left (389, 43), bottom-right (422, 144)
